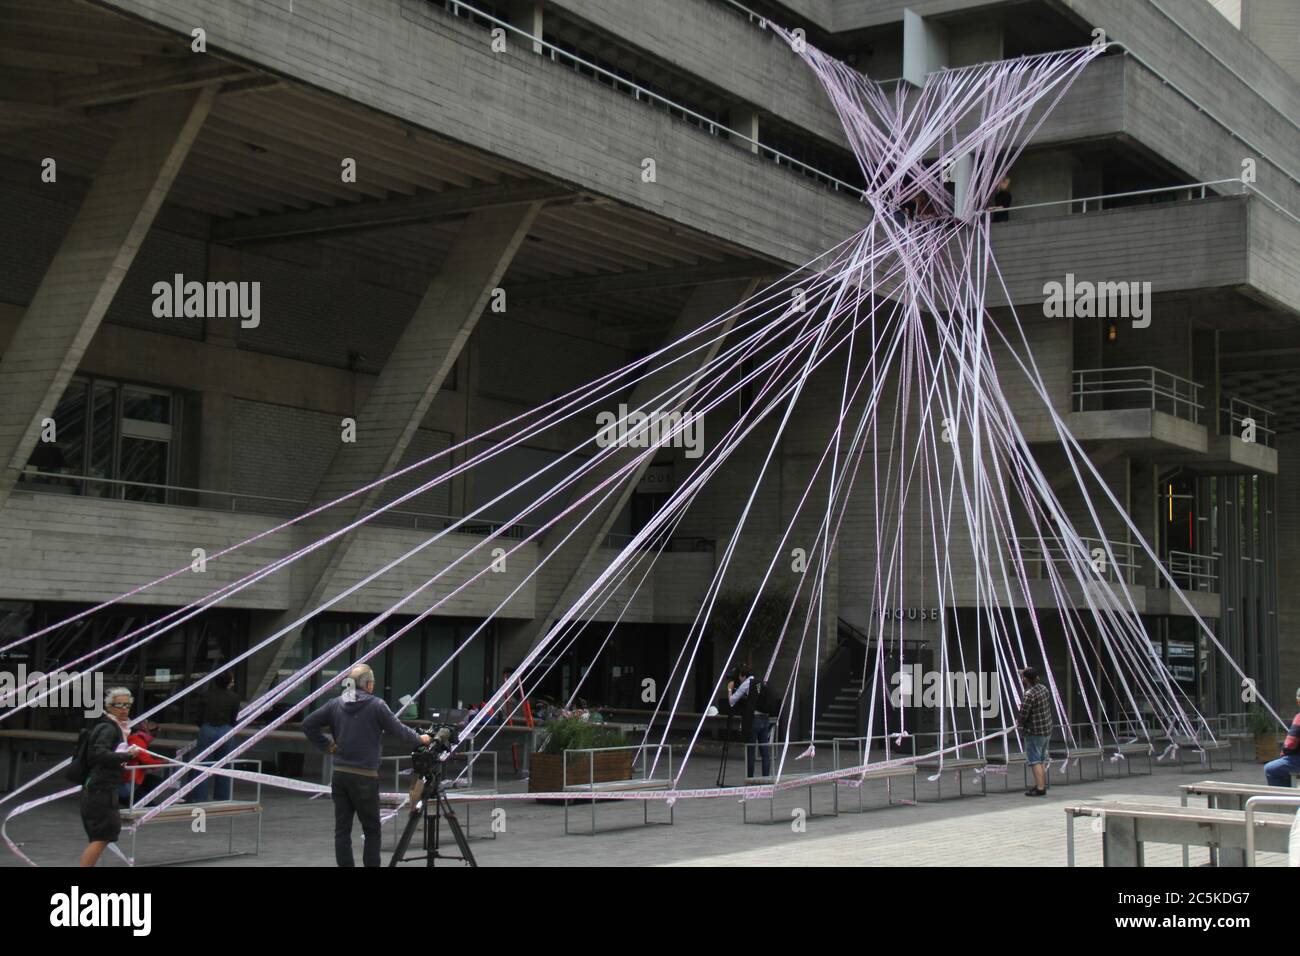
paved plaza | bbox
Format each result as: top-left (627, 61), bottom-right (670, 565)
top-left (2, 752), bottom-right (1288, 867)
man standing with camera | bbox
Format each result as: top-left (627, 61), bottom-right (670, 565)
top-left (303, 664), bottom-right (431, 867)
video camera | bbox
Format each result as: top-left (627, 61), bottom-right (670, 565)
top-left (410, 723), bottom-right (457, 778)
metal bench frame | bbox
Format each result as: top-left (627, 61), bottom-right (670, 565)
top-left (562, 744), bottom-right (674, 836)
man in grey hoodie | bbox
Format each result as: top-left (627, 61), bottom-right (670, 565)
top-left (303, 664), bottom-right (431, 867)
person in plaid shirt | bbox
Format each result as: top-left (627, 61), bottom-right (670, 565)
top-left (1018, 666), bottom-right (1052, 797)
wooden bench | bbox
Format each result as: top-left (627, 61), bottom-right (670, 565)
top-left (741, 771), bottom-right (840, 823)
top-left (984, 753), bottom-right (1030, 792)
top-left (562, 746), bottom-right (674, 835)
top-left (563, 777), bottom-right (673, 835)
top-left (1175, 738), bottom-right (1233, 774)
top-left (915, 757), bottom-right (987, 801)
top-left (1063, 800), bottom-right (1294, 867)
top-left (834, 765), bottom-right (918, 811)
top-left (1106, 742), bottom-right (1153, 777)
top-left (119, 799), bottom-right (262, 866)
top-left (1179, 780), bottom-right (1300, 866)
top-left (1049, 746), bottom-right (1105, 784)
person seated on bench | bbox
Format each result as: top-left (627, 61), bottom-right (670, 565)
top-left (1264, 688), bottom-right (1300, 788)
top-left (728, 666), bottom-right (774, 779)
top-left (118, 720), bottom-right (165, 803)
top-left (1017, 666), bottom-right (1052, 797)
top-left (302, 664), bottom-right (432, 868)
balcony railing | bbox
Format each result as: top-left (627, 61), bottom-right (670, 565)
top-left (1165, 550), bottom-right (1219, 593)
top-left (1071, 366), bottom-right (1203, 424)
top-left (1219, 396), bottom-right (1276, 448)
top-left (1015, 535), bottom-right (1140, 586)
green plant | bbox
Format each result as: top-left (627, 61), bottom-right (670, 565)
top-left (540, 716), bottom-right (625, 754)
top-left (1247, 703), bottom-right (1278, 738)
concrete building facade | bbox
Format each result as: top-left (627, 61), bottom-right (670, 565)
top-left (0, 0), bottom-right (1298, 741)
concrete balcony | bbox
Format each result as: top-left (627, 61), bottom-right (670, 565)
top-left (0, 481), bottom-right (541, 618)
top-left (1067, 366), bottom-right (1208, 456)
top-left (1148, 551), bottom-right (1222, 620)
top-left (96, 0), bottom-right (865, 268)
top-left (990, 193), bottom-right (1300, 319)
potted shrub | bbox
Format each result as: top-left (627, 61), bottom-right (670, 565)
top-left (529, 715), bottom-right (630, 798)
top-left (1249, 704), bottom-right (1280, 763)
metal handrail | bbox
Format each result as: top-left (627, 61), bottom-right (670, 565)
top-left (1071, 366), bottom-right (1203, 424)
top-left (1002, 178), bottom-right (1243, 215)
top-left (1165, 550), bottom-right (1219, 592)
top-left (18, 469), bottom-right (307, 509)
top-left (1220, 396), bottom-right (1276, 447)
top-left (442, 0), bottom-right (863, 195)
top-left (1244, 794), bottom-right (1300, 866)
top-left (1015, 535), bottom-right (1140, 585)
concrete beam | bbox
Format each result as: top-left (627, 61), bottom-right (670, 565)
top-left (0, 86), bottom-right (216, 509)
top-left (211, 180), bottom-right (571, 244)
top-left (500, 277), bottom-right (761, 664)
top-left (247, 201), bottom-right (543, 696)
top-left (510, 259), bottom-right (772, 302)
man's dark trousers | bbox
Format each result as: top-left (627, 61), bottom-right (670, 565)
top-left (332, 771), bottom-right (382, 867)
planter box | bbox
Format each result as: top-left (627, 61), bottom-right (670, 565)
top-left (529, 751), bottom-right (636, 798)
top-left (1256, 734), bottom-right (1281, 763)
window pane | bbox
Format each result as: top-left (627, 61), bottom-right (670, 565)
top-left (423, 624), bottom-right (455, 712)
top-left (25, 381), bottom-right (86, 490)
top-left (119, 437), bottom-right (167, 502)
top-left (122, 388), bottom-right (171, 424)
top-left (390, 626), bottom-right (423, 719)
top-left (458, 625), bottom-right (487, 708)
top-left (89, 383), bottom-right (117, 497)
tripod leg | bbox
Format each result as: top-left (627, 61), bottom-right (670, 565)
top-left (438, 791), bottom-right (478, 866)
top-left (388, 779), bottom-right (426, 867)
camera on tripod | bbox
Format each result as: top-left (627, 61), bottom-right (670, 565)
top-left (409, 723), bottom-right (457, 778)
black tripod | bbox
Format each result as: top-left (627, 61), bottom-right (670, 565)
top-left (716, 707), bottom-right (734, 787)
top-left (388, 761), bottom-right (477, 867)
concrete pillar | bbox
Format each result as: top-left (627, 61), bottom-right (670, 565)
top-left (248, 202), bottom-right (543, 696)
top-left (0, 87), bottom-right (216, 509)
top-left (730, 106), bottom-right (760, 154)
top-left (505, 0), bottom-right (544, 55)
top-left (499, 278), bottom-right (762, 665)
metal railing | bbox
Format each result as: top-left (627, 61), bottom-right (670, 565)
top-left (1071, 366), bottom-right (1203, 424)
top-left (1220, 396), bottom-right (1276, 448)
top-left (1244, 794), bottom-right (1300, 867)
top-left (16, 469), bottom-right (549, 543)
top-left (16, 469), bottom-right (306, 512)
top-left (1015, 535), bottom-right (1140, 586)
top-left (438, 0), bottom-right (862, 195)
top-left (1165, 550), bottom-right (1219, 593)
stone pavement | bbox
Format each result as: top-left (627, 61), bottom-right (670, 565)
top-left (1, 753), bottom-right (1289, 867)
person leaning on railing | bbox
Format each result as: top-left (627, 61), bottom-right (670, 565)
top-left (1263, 689), bottom-right (1300, 789)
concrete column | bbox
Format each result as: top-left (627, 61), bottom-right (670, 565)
top-left (505, 0), bottom-right (544, 55)
top-left (730, 106), bottom-right (760, 154)
top-left (247, 202), bottom-right (543, 695)
top-left (499, 278), bottom-right (761, 666)
top-left (0, 87), bottom-right (215, 509)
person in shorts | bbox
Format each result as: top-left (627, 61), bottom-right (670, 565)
top-left (1017, 667), bottom-right (1052, 797)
